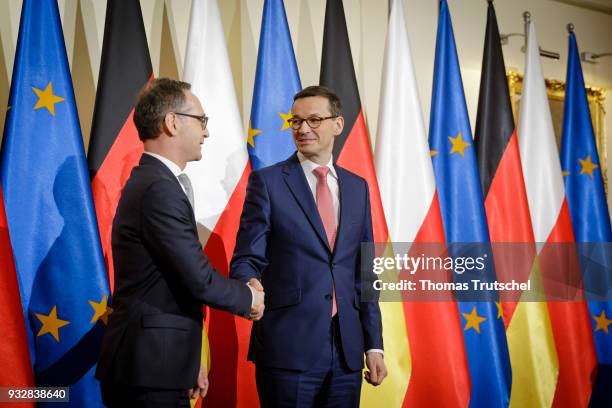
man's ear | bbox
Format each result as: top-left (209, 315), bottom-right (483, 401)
top-left (334, 116), bottom-right (345, 136)
top-left (163, 112), bottom-right (178, 137)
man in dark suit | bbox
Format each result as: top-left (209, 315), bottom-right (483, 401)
top-left (96, 78), bottom-right (265, 407)
top-left (231, 86), bottom-right (387, 407)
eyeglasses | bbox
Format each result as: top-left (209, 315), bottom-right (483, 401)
top-left (174, 112), bottom-right (209, 130)
top-left (287, 116), bottom-right (337, 130)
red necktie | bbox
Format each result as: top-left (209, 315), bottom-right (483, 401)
top-left (313, 166), bottom-right (337, 316)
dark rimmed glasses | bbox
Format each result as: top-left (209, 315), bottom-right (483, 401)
top-left (287, 116), bottom-right (337, 130)
top-left (174, 112), bottom-right (209, 130)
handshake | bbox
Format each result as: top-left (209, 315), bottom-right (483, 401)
top-left (247, 278), bottom-right (265, 321)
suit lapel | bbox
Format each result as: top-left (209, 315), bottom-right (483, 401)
top-left (140, 153), bottom-right (198, 227)
top-left (283, 155), bottom-right (331, 252)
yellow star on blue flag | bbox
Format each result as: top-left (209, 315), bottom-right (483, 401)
top-left (0, 1), bottom-right (110, 405)
top-left (279, 111), bottom-right (293, 131)
top-left (462, 306), bottom-right (487, 333)
top-left (32, 82), bottom-right (64, 116)
top-left (593, 310), bottom-right (612, 334)
top-left (449, 133), bottom-right (470, 157)
top-left (35, 305), bottom-right (70, 342)
top-left (89, 295), bottom-right (113, 325)
top-left (247, 0), bottom-right (301, 169)
top-left (578, 154), bottom-right (598, 178)
top-left (247, 121), bottom-right (262, 148)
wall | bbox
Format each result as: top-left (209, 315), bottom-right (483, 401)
top-left (1, 0), bottom-right (612, 197)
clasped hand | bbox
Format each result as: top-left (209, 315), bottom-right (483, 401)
top-left (248, 278), bottom-right (265, 320)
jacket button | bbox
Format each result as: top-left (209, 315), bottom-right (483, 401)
top-left (324, 294), bottom-right (332, 300)
top-left (331, 262), bottom-right (336, 269)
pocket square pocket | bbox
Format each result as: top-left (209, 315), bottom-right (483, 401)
top-left (266, 288), bottom-right (302, 310)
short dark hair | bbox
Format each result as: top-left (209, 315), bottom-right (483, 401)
top-left (133, 78), bottom-right (192, 141)
top-left (293, 85), bottom-right (342, 117)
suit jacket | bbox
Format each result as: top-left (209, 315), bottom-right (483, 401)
top-left (230, 153), bottom-right (383, 372)
top-left (96, 154), bottom-right (251, 389)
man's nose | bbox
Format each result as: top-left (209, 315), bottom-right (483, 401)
top-left (298, 120), bottom-right (311, 132)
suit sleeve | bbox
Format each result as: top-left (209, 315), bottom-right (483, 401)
top-left (230, 170), bottom-right (271, 282)
top-left (358, 179), bottom-right (384, 351)
top-left (141, 179), bottom-right (252, 318)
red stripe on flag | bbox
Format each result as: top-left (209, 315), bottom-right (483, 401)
top-left (541, 200), bottom-right (597, 408)
top-left (336, 112), bottom-right (388, 242)
top-left (91, 108), bottom-right (144, 290)
top-left (484, 131), bottom-right (536, 324)
top-left (202, 163), bottom-right (259, 408)
top-left (0, 187), bottom-right (34, 407)
top-left (484, 132), bottom-right (533, 242)
top-left (402, 192), bottom-right (470, 407)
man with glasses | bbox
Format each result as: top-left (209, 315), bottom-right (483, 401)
top-left (231, 85), bottom-right (386, 407)
top-left (96, 78), bottom-right (265, 407)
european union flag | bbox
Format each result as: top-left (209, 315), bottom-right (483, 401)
top-left (248, 0), bottom-right (301, 169)
top-left (560, 30), bottom-right (612, 406)
top-left (0, 1), bottom-right (109, 406)
top-left (428, 1), bottom-right (511, 407)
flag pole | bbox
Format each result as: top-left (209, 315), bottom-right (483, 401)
top-left (523, 11), bottom-right (530, 52)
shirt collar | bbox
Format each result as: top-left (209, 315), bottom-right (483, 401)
top-left (144, 151), bottom-right (183, 177)
top-left (297, 152), bottom-right (337, 179)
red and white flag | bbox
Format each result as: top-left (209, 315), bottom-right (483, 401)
top-left (518, 19), bottom-right (596, 407)
top-left (183, 0), bottom-right (255, 406)
top-left (374, 0), bottom-right (468, 405)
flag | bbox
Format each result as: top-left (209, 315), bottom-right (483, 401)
top-left (0, 186), bottom-right (34, 408)
top-left (0, 1), bottom-right (110, 406)
top-left (182, 0), bottom-right (255, 406)
top-left (429, 1), bottom-right (511, 406)
top-left (560, 29), bottom-right (611, 407)
top-left (88, 0), bottom-right (153, 289)
top-left (247, 0), bottom-right (301, 169)
top-left (474, 3), bottom-right (557, 406)
top-left (518, 19), bottom-right (596, 407)
top-left (375, 0), bottom-right (468, 405)
top-left (321, 0), bottom-right (410, 405)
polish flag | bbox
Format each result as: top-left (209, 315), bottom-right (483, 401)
top-left (518, 20), bottom-right (596, 407)
top-left (375, 0), bottom-right (468, 405)
top-left (183, 0), bottom-right (255, 407)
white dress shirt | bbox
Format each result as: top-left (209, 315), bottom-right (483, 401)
top-left (297, 152), bottom-right (339, 227)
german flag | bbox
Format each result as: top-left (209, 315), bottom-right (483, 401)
top-left (320, 0), bottom-right (386, 243)
top-left (474, 2), bottom-right (557, 406)
top-left (88, 0), bottom-right (152, 288)
top-left (320, 1), bottom-right (411, 405)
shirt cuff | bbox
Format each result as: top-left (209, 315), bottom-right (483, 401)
top-left (247, 283), bottom-right (256, 308)
top-left (366, 349), bottom-right (384, 357)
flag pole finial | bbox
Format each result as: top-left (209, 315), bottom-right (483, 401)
top-left (523, 11), bottom-right (531, 23)
top-left (566, 23), bottom-right (575, 33)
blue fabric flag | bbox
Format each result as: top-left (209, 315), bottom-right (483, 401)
top-left (560, 31), bottom-right (612, 405)
top-left (0, 1), bottom-right (109, 406)
top-left (428, 1), bottom-right (511, 407)
top-left (248, 0), bottom-right (302, 169)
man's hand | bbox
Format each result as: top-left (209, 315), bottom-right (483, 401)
top-left (248, 278), bottom-right (265, 320)
top-left (188, 366), bottom-right (209, 400)
top-left (364, 352), bottom-right (387, 386)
